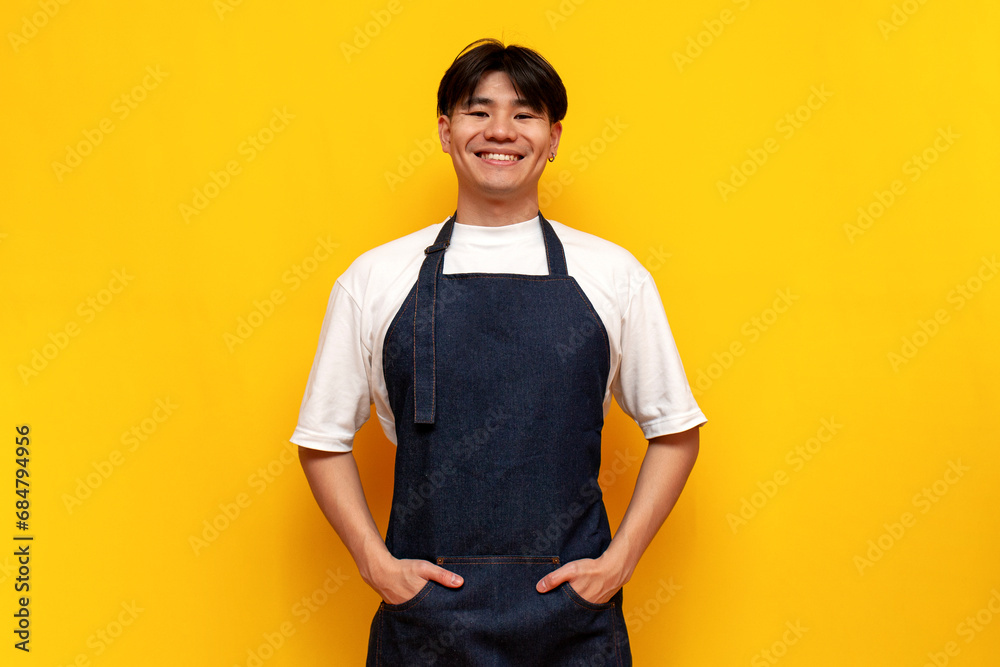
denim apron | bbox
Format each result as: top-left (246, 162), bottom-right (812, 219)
top-left (367, 212), bottom-right (632, 666)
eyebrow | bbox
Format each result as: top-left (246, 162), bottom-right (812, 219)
top-left (464, 96), bottom-right (539, 111)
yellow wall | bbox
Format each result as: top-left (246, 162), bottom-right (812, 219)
top-left (3, 0), bottom-right (998, 664)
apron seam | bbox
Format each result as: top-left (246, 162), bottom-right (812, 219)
top-left (566, 278), bottom-right (611, 357)
top-left (429, 251), bottom-right (442, 419)
top-left (441, 275), bottom-right (569, 281)
top-left (612, 600), bottom-right (623, 666)
top-left (561, 584), bottom-right (616, 611)
top-left (385, 286), bottom-right (417, 355)
top-left (375, 605), bottom-right (383, 666)
top-left (436, 556), bottom-right (560, 563)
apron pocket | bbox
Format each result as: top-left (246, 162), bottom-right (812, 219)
top-left (369, 555), bottom-right (626, 666)
top-left (563, 580), bottom-right (618, 611)
top-left (380, 579), bottom-right (436, 612)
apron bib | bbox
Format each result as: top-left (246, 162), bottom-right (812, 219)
top-left (367, 213), bottom-right (632, 666)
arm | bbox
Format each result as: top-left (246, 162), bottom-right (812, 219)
top-left (298, 446), bottom-right (463, 603)
top-left (536, 424), bottom-right (700, 602)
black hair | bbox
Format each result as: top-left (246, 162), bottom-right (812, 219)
top-left (436, 38), bottom-right (567, 124)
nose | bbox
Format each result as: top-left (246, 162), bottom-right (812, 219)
top-left (484, 114), bottom-right (516, 141)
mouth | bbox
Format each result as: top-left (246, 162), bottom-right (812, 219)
top-left (475, 150), bottom-right (524, 163)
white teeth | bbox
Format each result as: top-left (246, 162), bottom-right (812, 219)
top-left (479, 152), bottom-right (520, 161)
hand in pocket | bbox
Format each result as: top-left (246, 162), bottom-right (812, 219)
top-left (374, 556), bottom-right (464, 605)
top-left (535, 556), bottom-right (621, 605)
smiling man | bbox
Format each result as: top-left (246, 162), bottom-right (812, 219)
top-left (292, 38), bottom-right (706, 666)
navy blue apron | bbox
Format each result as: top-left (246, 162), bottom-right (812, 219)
top-left (367, 212), bottom-right (632, 666)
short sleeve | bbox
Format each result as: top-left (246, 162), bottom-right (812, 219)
top-left (290, 280), bottom-right (372, 452)
top-left (612, 271), bottom-right (707, 439)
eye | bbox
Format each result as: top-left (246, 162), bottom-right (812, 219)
top-left (466, 111), bottom-right (488, 117)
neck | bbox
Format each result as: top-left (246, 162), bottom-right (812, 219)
top-left (454, 190), bottom-right (540, 227)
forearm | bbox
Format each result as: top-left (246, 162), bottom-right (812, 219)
top-left (297, 446), bottom-right (391, 586)
top-left (602, 425), bottom-right (701, 585)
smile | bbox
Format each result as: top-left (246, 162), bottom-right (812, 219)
top-left (476, 152), bottom-right (523, 162)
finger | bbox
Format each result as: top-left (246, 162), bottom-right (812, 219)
top-left (424, 563), bottom-right (463, 588)
top-left (536, 564), bottom-right (571, 593)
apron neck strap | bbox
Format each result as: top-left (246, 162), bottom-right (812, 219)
top-left (423, 211), bottom-right (567, 276)
top-left (412, 210), bottom-right (567, 424)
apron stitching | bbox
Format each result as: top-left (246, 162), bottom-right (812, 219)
top-left (612, 600), bottom-right (623, 666)
top-left (429, 250), bottom-right (444, 419)
top-left (385, 286), bottom-right (417, 352)
top-left (541, 219), bottom-right (556, 272)
top-left (561, 584), bottom-right (616, 611)
top-left (434, 275), bottom-right (608, 353)
top-left (442, 275), bottom-right (567, 282)
top-left (375, 605), bottom-right (383, 666)
top-left (411, 272), bottom-right (419, 422)
top-left (567, 279), bottom-right (611, 353)
top-left (381, 581), bottom-right (436, 612)
top-left (432, 559), bottom-right (556, 564)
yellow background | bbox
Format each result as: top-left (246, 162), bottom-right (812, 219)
top-left (3, 0), bottom-right (999, 664)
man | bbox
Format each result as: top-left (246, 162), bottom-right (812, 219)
top-left (292, 38), bottom-right (706, 666)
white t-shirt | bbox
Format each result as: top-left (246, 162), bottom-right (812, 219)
top-left (290, 214), bottom-right (707, 452)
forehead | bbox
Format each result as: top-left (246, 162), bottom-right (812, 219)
top-left (465, 71), bottom-right (527, 105)
top-left (462, 70), bottom-right (546, 119)
top-left (472, 70), bottom-right (516, 95)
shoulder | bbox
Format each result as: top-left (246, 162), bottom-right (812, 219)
top-left (547, 218), bottom-right (648, 275)
top-left (336, 218), bottom-right (448, 302)
top-left (546, 218), bottom-right (656, 331)
top-left (547, 218), bottom-right (653, 309)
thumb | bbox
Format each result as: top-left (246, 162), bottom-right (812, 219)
top-left (536, 564), bottom-right (570, 594)
top-left (425, 563), bottom-right (464, 589)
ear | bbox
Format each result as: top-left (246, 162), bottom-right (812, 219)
top-left (548, 120), bottom-right (563, 156)
top-left (438, 115), bottom-right (452, 154)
